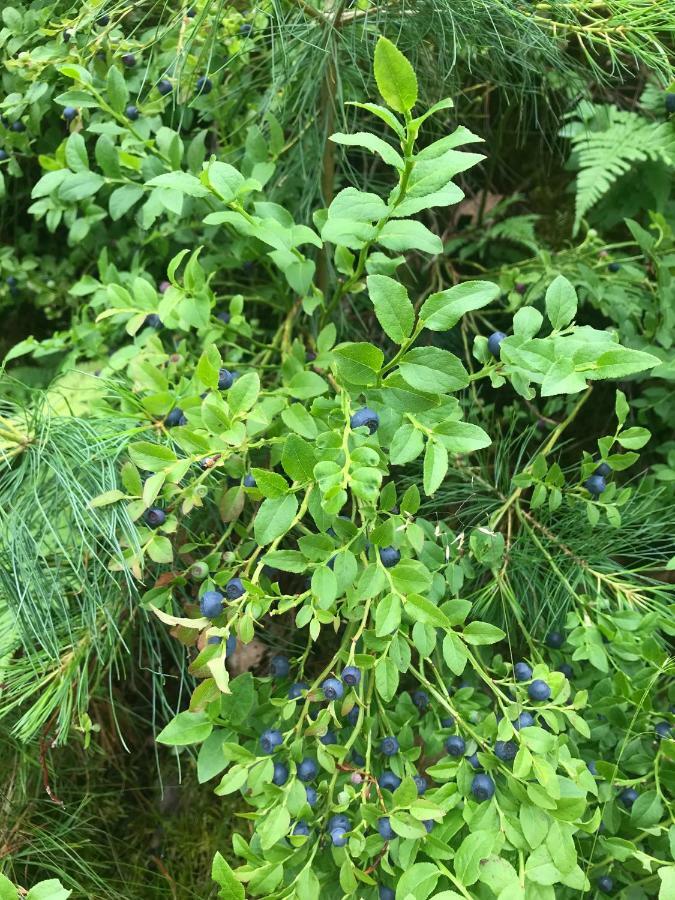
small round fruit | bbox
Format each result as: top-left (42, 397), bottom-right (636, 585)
top-left (379, 770), bottom-right (401, 792)
top-left (597, 875), bottom-right (614, 894)
top-left (413, 775), bottom-right (427, 795)
top-left (62, 106), bottom-right (77, 121)
top-left (322, 677), bottom-right (344, 702)
top-left (412, 690), bottom-right (429, 710)
top-left (619, 787), bottom-right (638, 808)
top-left (320, 731), bottom-right (336, 746)
top-left (594, 461), bottom-right (611, 478)
top-left (144, 507), bottom-right (166, 528)
top-left (243, 473), bottom-right (256, 488)
top-left (260, 729), bottom-right (283, 754)
top-left (423, 819), bottom-right (434, 833)
top-left (288, 681), bottom-right (308, 700)
top-left (546, 631), bottom-right (564, 649)
top-left (655, 721), bottom-right (671, 740)
top-left (125, 105), bottom-right (139, 121)
top-left (587, 760), bottom-right (598, 776)
top-left (471, 773), bottom-right (495, 802)
top-left (466, 753), bottom-right (481, 770)
top-left (186, 6), bottom-right (196, 17)
top-left (272, 761), bottom-right (288, 786)
top-left (330, 826), bottom-right (348, 847)
top-left (10, 121), bottom-right (26, 133)
top-left (379, 887), bottom-right (395, 900)
top-left (495, 740), bottom-right (517, 762)
top-left (445, 735), bottom-right (466, 757)
top-left (584, 474), bottom-right (607, 498)
top-left (351, 750), bottom-right (365, 766)
top-left (666, 93), bottom-right (675, 114)
top-left (341, 665), bottom-right (361, 687)
top-left (200, 590), bottom-right (224, 618)
top-left (513, 711), bottom-right (535, 730)
top-left (345, 706), bottom-right (359, 726)
top-left (297, 757), bottom-right (317, 782)
top-left (157, 79), bottom-right (173, 95)
top-left (305, 785), bottom-right (317, 806)
top-left (380, 735), bottom-right (399, 756)
top-left (0, 150), bottom-right (8, 161)
top-left (514, 661), bottom-right (532, 682)
top-left (441, 715), bottom-right (454, 728)
top-left (270, 654), bottom-right (290, 678)
top-left (528, 679), bottom-right (551, 702)
top-left (292, 820), bottom-right (310, 837)
top-left (379, 546), bottom-right (401, 568)
top-left (217, 310), bottom-right (230, 324)
top-left (225, 577), bottom-right (245, 600)
top-left (377, 817), bottom-right (395, 841)
top-left (97, 14), bottom-right (110, 25)
top-left (225, 634), bottom-right (236, 655)
top-left (196, 76), bottom-right (213, 94)
top-left (487, 331), bottom-right (506, 359)
top-left (218, 368), bottom-right (234, 390)
top-left (350, 407), bottom-right (379, 434)
top-left (557, 663), bottom-right (573, 679)
top-left (515, 282), bottom-right (526, 295)
top-left (327, 814), bottom-right (350, 832)
top-left (144, 313), bottom-right (163, 329)
top-left (164, 407), bottom-right (184, 427)
top-left (121, 53), bottom-right (136, 66)
top-left (607, 262), bottom-right (620, 273)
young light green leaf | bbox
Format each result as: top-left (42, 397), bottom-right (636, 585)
top-left (545, 275), bottom-right (577, 329)
top-left (373, 36), bottom-right (418, 114)
top-left (420, 281), bottom-right (499, 331)
top-left (367, 274), bottom-right (415, 344)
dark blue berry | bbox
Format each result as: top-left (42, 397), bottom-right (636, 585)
top-left (157, 79), bottom-right (173, 95)
top-left (62, 106), bottom-right (77, 121)
top-left (380, 735), bottom-right (399, 756)
top-left (164, 407), bottom-right (184, 427)
top-left (423, 819), bottom-right (434, 833)
top-left (379, 770), bottom-right (401, 792)
top-left (6, 276), bottom-right (17, 287)
top-left (97, 14), bottom-right (110, 26)
top-left (379, 888), bottom-right (395, 900)
top-left (607, 262), bottom-right (620, 273)
top-left (327, 814), bottom-right (350, 832)
top-left (528, 679), bottom-right (551, 702)
top-left (10, 121), bottom-right (26, 133)
top-left (446, 735), bottom-right (466, 757)
top-left (441, 715), bottom-right (454, 728)
top-left (226, 634), bottom-right (236, 655)
top-left (514, 662), bottom-right (532, 682)
top-left (546, 631), bottom-right (564, 649)
top-left (196, 76), bottom-right (212, 95)
top-left (619, 787), bottom-right (638, 808)
top-left (125, 105), bottom-right (139, 121)
top-left (341, 666), bottom-right (361, 687)
top-left (305, 785), bottom-right (318, 806)
top-left (412, 690), bottom-right (429, 710)
top-left (466, 753), bottom-right (481, 770)
top-left (260, 729), bottom-right (283, 754)
top-left (584, 474), bottom-right (607, 497)
top-left (350, 407), bottom-right (379, 435)
top-left (471, 773), bottom-right (495, 802)
top-left (413, 775), bottom-right (427, 795)
top-left (0, 150), bottom-right (8, 161)
top-left (200, 591), bottom-right (224, 618)
top-left (272, 761), bottom-right (288, 786)
top-left (322, 677), bottom-right (344, 702)
top-left (143, 313), bottom-right (163, 329)
top-left (594, 462), bottom-right (611, 478)
top-left (666, 93), bottom-right (675, 114)
top-left (379, 546), bottom-right (401, 568)
top-left (225, 577), bottom-right (245, 600)
top-left (217, 310), bottom-right (230, 324)
top-left (377, 817), bottom-right (395, 840)
top-left (351, 749), bottom-right (366, 766)
top-left (557, 663), bottom-right (573, 679)
top-left (513, 712), bottom-right (535, 730)
top-left (239, 23), bottom-right (252, 35)
top-left (121, 53), bottom-right (136, 67)
top-left (345, 706), bottom-right (359, 726)
top-left (186, 7), bottom-right (196, 17)
top-left (320, 731), bottom-right (337, 746)
top-left (297, 757), bottom-right (317, 782)
top-left (292, 820), bottom-right (310, 837)
top-left (243, 473), bottom-right (256, 488)
top-left (487, 331), bottom-right (506, 359)
top-left (270, 654), bottom-right (290, 678)
top-left (217, 368), bottom-right (234, 390)
top-left (495, 740), bottom-right (517, 762)
top-left (655, 721), bottom-right (671, 740)
top-left (288, 681), bottom-right (308, 700)
top-left (143, 507), bottom-right (166, 528)
top-left (597, 875), bottom-right (614, 895)
top-left (330, 826), bottom-right (348, 847)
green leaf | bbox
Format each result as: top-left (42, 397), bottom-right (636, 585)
top-left (375, 655), bottom-right (399, 701)
top-left (109, 184), bottom-right (144, 221)
top-left (658, 866), bottom-right (675, 900)
top-left (454, 831), bottom-right (496, 886)
top-left (260, 806), bottom-right (291, 850)
top-left (331, 132), bottom-right (404, 169)
top-left (367, 274), bottom-right (415, 344)
top-left (254, 495), bottom-right (299, 545)
top-left (375, 593), bottom-right (402, 636)
top-left (406, 594), bottom-right (449, 628)
top-left (333, 342), bottom-right (384, 386)
top-left (390, 423), bottom-right (425, 464)
top-left (398, 347), bottom-right (469, 393)
top-left (197, 729), bottom-right (230, 783)
top-left (129, 442), bottom-right (177, 472)
top-left (631, 790), bottom-right (664, 827)
top-left (26, 881), bottom-right (72, 900)
top-left (379, 219), bottom-right (443, 255)
top-left (89, 489), bottom-right (127, 508)
top-left (435, 420), bottom-right (491, 454)
top-left (420, 281), bottom-right (499, 331)
top-left (157, 711), bottom-right (213, 746)
top-left (423, 440), bottom-right (448, 496)
top-left (442, 631), bottom-right (467, 676)
top-left (583, 346), bottom-right (660, 380)
top-left (0, 875), bottom-right (15, 900)
top-left (281, 434), bottom-right (316, 483)
top-left (229, 372), bottom-right (260, 414)
top-left (616, 426), bottom-right (650, 449)
top-left (65, 132), bottom-right (89, 172)
top-left (615, 389), bottom-right (629, 426)
top-left (106, 66), bottom-right (129, 113)
top-left (147, 171), bottom-right (209, 197)
top-left (462, 621), bottom-right (505, 645)
top-left (373, 36), bottom-right (418, 114)
top-left (395, 863), bottom-right (440, 900)
top-left (212, 852), bottom-right (245, 900)
top-left (545, 275), bottom-right (577, 329)
top-left (250, 469), bottom-right (289, 499)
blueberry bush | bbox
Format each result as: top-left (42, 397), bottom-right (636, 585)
top-left (1, 3), bottom-right (674, 899)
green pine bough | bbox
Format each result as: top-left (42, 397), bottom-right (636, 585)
top-left (81, 38), bottom-right (672, 900)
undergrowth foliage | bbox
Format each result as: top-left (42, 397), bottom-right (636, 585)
top-left (58, 39), bottom-right (672, 899)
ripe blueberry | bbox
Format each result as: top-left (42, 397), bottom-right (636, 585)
top-left (379, 546), bottom-right (400, 568)
top-left (514, 661), bottom-right (532, 682)
top-left (260, 728), bottom-right (283, 754)
top-left (607, 262), bottom-right (620, 273)
top-left (97, 14), bottom-right (110, 25)
top-left (239, 23), bottom-right (252, 35)
top-left (196, 76), bottom-right (213, 95)
top-left (10, 121), bottom-right (26, 133)
top-left (164, 407), bottom-right (184, 427)
top-left (322, 677), bottom-right (344, 702)
top-left (528, 679), bottom-right (551, 701)
top-left (666, 93), bottom-right (675, 114)
top-left (350, 407), bottom-right (379, 435)
top-left (186, 7), bottom-right (196, 17)
top-left (200, 591), bottom-right (224, 618)
top-left (0, 150), bottom-right (7, 161)
top-left (466, 753), bottom-right (481, 770)
top-left (320, 730), bottom-right (337, 746)
top-left (270, 654), bottom-right (290, 677)
top-left (345, 706), bottom-right (359, 726)
top-left (594, 461), bottom-right (611, 478)
top-left (495, 740), bottom-right (517, 762)
top-left (546, 631), bottom-right (564, 649)
top-left (218, 368), bottom-right (234, 390)
top-left (379, 770), bottom-right (401, 792)
top-left (157, 79), bottom-right (173, 95)
top-left (587, 760), bottom-right (598, 776)
top-left (379, 887), bottom-right (395, 900)
top-left (292, 820), bottom-right (310, 837)
top-left (121, 53), bottom-right (136, 66)
top-left (243, 473), bottom-right (256, 488)
top-left (380, 735), bottom-right (399, 756)
top-left (412, 690), bottom-right (429, 710)
top-left (305, 785), bottom-right (318, 806)
top-left (272, 761), bottom-right (288, 786)
top-left (143, 313), bottom-right (162, 329)
top-left (351, 750), bottom-right (365, 766)
top-left (330, 827), bottom-right (348, 847)
top-left (143, 507), bottom-right (166, 528)
top-left (557, 663), bottom-right (573, 679)
top-left (225, 634), bottom-right (236, 654)
top-left (423, 820), bottom-right (434, 833)
top-left (515, 282), bottom-right (526, 295)
top-left (471, 773), bottom-right (495, 802)
top-left (413, 775), bottom-right (427, 795)
top-left (619, 787), bottom-right (638, 808)
top-left (327, 814), bottom-right (350, 832)
top-left (377, 817), bottom-right (395, 840)
top-left (297, 757), bottom-right (317, 782)
top-left (584, 474), bottom-right (607, 497)
top-left (62, 106), bottom-right (77, 121)
top-left (597, 875), bottom-right (614, 894)
top-left (225, 577), bottom-right (245, 600)
top-left (441, 715), bottom-right (454, 728)
top-left (341, 666), bottom-right (361, 687)
top-left (487, 331), bottom-right (506, 359)
top-left (513, 711), bottom-right (535, 730)
top-left (445, 735), bottom-right (466, 757)
top-left (288, 681), bottom-right (308, 700)
top-left (217, 311), bottom-right (230, 324)
top-left (125, 105), bottom-right (139, 121)
top-left (655, 721), bottom-right (671, 739)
